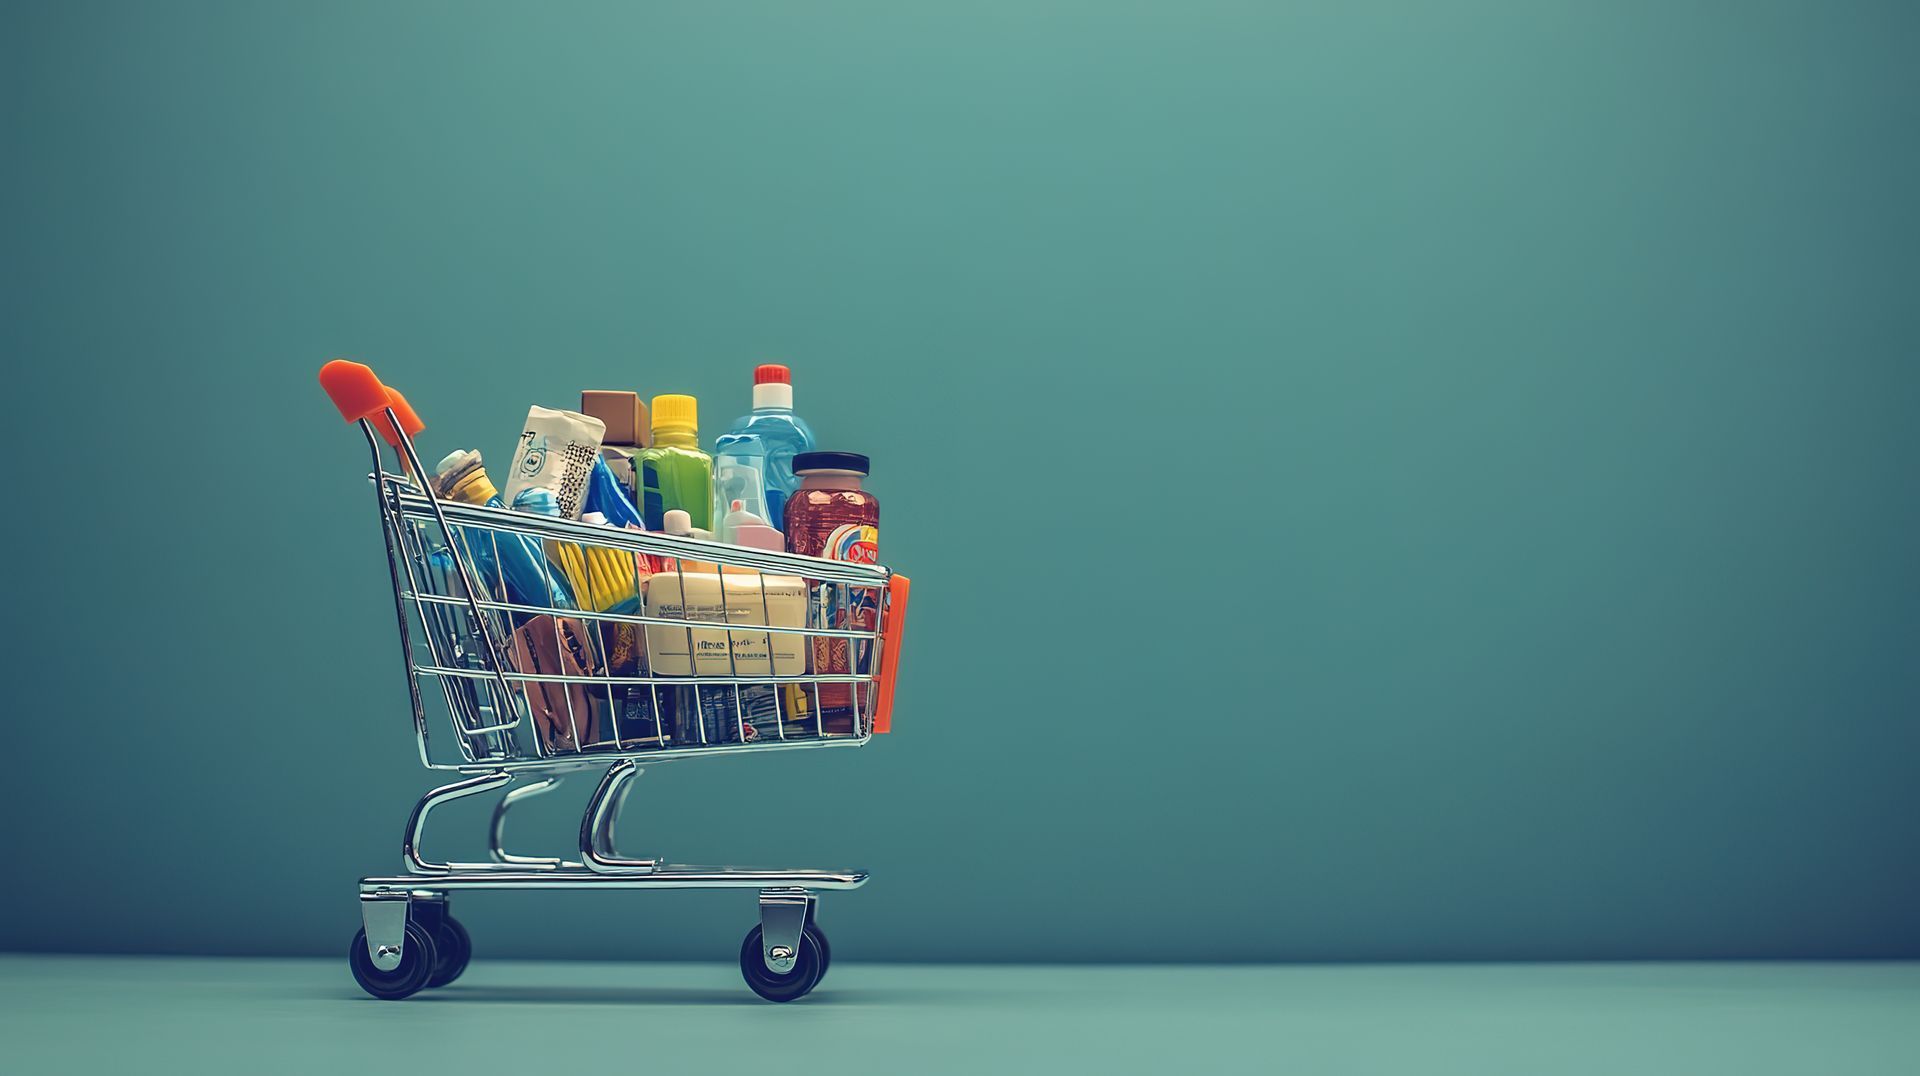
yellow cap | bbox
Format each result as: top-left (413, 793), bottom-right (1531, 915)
top-left (650, 393), bottom-right (697, 434)
top-left (448, 469), bottom-right (497, 506)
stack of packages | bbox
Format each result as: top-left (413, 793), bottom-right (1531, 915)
top-left (426, 366), bottom-right (879, 752)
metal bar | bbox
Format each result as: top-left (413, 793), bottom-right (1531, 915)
top-left (403, 591), bottom-right (874, 637)
top-left (717, 566), bottom-right (745, 744)
top-left (488, 775), bottom-right (570, 868)
top-left (809, 584), bottom-right (828, 736)
top-left (579, 761), bottom-right (657, 873)
top-left (635, 546), bottom-right (665, 748)
top-left (549, 592), bottom-right (585, 753)
top-left (417, 731), bottom-right (871, 771)
top-left (360, 423), bottom-right (431, 765)
top-left (487, 525), bottom-right (537, 758)
top-left (389, 489), bottom-right (889, 583)
top-left (758, 568), bottom-right (781, 742)
top-left (363, 866), bottom-right (870, 893)
top-left (380, 413), bottom-right (522, 730)
top-left (622, 540), bottom-right (649, 751)
top-left (414, 666), bottom-right (876, 686)
top-left (401, 770), bottom-right (515, 874)
top-left (393, 510), bottom-right (514, 738)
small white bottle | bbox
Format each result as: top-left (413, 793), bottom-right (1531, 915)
top-left (662, 508), bottom-right (714, 542)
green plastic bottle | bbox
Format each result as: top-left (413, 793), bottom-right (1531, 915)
top-left (636, 394), bottom-right (713, 532)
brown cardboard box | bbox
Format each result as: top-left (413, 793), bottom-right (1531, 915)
top-left (581, 390), bottom-right (649, 499)
top-left (580, 390), bottom-right (649, 447)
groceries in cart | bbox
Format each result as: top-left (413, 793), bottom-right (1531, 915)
top-left (319, 358), bottom-right (909, 762)
top-left (429, 449), bottom-right (578, 615)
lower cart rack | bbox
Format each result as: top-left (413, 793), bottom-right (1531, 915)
top-left (357, 870), bottom-right (857, 1004)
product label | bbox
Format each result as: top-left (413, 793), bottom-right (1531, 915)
top-left (503, 406), bottom-right (605, 519)
top-left (825, 524), bottom-right (879, 566)
top-left (822, 524), bottom-right (880, 687)
top-left (642, 573), bottom-right (808, 676)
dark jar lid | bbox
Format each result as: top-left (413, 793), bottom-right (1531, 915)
top-left (793, 451), bottom-right (870, 475)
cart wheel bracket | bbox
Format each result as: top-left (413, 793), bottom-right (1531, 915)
top-left (360, 894), bottom-right (413, 972)
top-left (758, 888), bottom-right (815, 974)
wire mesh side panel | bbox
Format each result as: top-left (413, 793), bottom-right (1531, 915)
top-left (388, 489), bottom-right (532, 766)
top-left (382, 478), bottom-right (886, 769)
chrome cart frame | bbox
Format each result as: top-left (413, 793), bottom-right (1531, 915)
top-left (325, 369), bottom-right (907, 1003)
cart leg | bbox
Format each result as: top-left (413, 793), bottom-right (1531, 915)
top-left (758, 888), bottom-right (812, 974)
top-left (580, 760), bottom-right (658, 873)
top-left (403, 770), bottom-right (513, 874)
top-left (489, 775), bottom-right (570, 868)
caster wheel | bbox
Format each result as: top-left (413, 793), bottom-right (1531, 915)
top-left (426, 917), bottom-right (471, 988)
top-left (739, 924), bottom-right (824, 1003)
top-left (806, 923), bottom-right (831, 987)
top-left (349, 922), bottom-right (437, 1000)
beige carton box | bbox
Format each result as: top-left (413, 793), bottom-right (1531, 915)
top-left (644, 572), bottom-right (808, 676)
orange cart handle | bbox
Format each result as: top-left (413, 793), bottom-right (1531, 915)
top-left (873, 574), bottom-right (911, 733)
top-left (377, 387), bottom-right (424, 447)
top-left (319, 359), bottom-right (390, 423)
top-left (319, 359), bottom-right (424, 449)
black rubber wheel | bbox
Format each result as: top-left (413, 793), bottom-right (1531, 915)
top-left (805, 922), bottom-right (831, 987)
top-left (349, 922), bottom-right (437, 1000)
top-left (739, 925), bottom-right (824, 1003)
top-left (425, 916), bottom-right (472, 988)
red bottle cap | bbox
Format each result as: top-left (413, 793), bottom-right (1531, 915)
top-left (754, 364), bottom-right (790, 385)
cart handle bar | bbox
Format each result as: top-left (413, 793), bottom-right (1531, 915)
top-left (322, 358), bottom-right (424, 450)
top-left (321, 358), bottom-right (520, 729)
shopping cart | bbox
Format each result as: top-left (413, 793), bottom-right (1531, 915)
top-left (319, 361), bottom-right (910, 1003)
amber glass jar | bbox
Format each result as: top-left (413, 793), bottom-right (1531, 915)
top-left (783, 452), bottom-right (879, 731)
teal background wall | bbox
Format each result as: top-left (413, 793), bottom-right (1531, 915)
top-left (4, 1), bottom-right (1916, 962)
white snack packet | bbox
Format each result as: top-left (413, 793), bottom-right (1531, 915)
top-left (503, 406), bottom-right (606, 519)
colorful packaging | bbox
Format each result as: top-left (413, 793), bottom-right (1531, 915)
top-left (504, 406), bottom-right (605, 520)
top-left (544, 511), bottom-right (653, 676)
top-left (822, 522), bottom-right (881, 698)
top-left (432, 450), bottom-right (576, 615)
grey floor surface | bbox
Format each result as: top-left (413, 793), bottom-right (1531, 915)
top-left (2, 955), bottom-right (1916, 1074)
